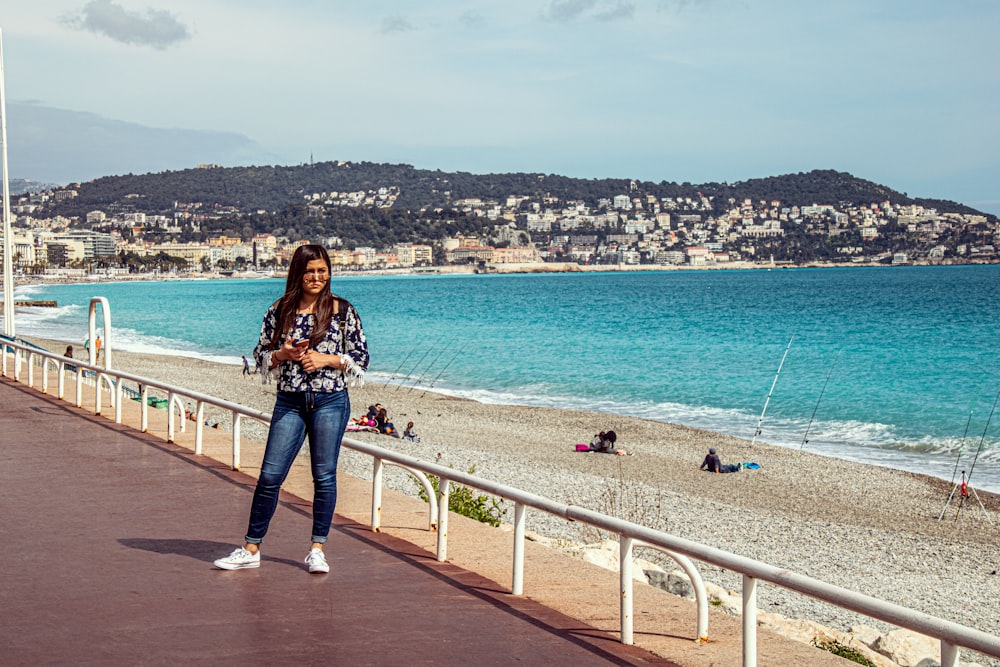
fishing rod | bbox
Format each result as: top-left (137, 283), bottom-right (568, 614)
top-left (937, 385), bottom-right (991, 521)
top-left (966, 386), bottom-right (1000, 484)
top-left (945, 391), bottom-right (982, 489)
top-left (799, 349), bottom-right (840, 452)
top-left (751, 332), bottom-right (794, 447)
top-left (385, 339), bottom-right (423, 385)
top-left (419, 343), bottom-right (465, 398)
top-left (389, 340), bottom-right (440, 393)
top-left (406, 336), bottom-right (459, 394)
top-left (939, 387), bottom-right (1000, 522)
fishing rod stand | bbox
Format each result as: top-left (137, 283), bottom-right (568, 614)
top-left (938, 470), bottom-right (992, 523)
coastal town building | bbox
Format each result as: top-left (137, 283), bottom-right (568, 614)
top-left (2, 172), bottom-right (998, 278)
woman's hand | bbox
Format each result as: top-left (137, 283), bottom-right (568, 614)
top-left (276, 338), bottom-right (309, 365)
top-left (301, 350), bottom-right (341, 373)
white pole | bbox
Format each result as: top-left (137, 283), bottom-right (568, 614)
top-left (0, 28), bottom-right (15, 337)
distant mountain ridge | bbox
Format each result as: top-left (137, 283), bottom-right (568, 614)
top-left (9, 178), bottom-right (62, 196)
top-left (49, 162), bottom-right (991, 220)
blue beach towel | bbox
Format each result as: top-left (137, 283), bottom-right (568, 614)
top-left (742, 462), bottom-right (761, 470)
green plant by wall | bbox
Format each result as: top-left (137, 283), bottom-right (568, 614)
top-left (416, 457), bottom-right (504, 528)
top-left (811, 638), bottom-right (877, 667)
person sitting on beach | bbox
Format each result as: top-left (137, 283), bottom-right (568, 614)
top-left (402, 421), bottom-right (420, 443)
top-left (64, 345), bottom-right (73, 359)
top-left (375, 407), bottom-right (398, 437)
top-left (588, 430), bottom-right (628, 456)
top-left (700, 447), bottom-right (741, 473)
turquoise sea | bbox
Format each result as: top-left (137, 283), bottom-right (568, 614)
top-left (9, 265), bottom-right (1000, 493)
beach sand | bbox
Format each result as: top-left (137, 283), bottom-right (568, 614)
top-left (31, 338), bottom-right (1000, 662)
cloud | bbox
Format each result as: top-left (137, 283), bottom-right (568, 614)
top-left (544, 0), bottom-right (599, 22)
top-left (458, 11), bottom-right (487, 29)
top-left (379, 14), bottom-right (416, 34)
top-left (63, 0), bottom-right (190, 50)
top-left (596, 1), bottom-right (636, 21)
top-left (543, 0), bottom-right (636, 22)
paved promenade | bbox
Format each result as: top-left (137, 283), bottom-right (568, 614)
top-left (0, 378), bottom-right (682, 666)
top-left (0, 364), bottom-right (857, 667)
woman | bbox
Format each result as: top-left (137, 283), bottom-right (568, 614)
top-left (588, 430), bottom-right (616, 453)
top-left (214, 245), bottom-right (369, 574)
top-left (374, 406), bottom-right (396, 436)
top-left (402, 421), bottom-right (420, 443)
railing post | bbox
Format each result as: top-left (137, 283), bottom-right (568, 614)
top-left (743, 574), bottom-right (758, 667)
top-left (58, 361), bottom-right (65, 399)
top-left (371, 458), bottom-right (384, 532)
top-left (167, 390), bottom-right (176, 442)
top-left (633, 542), bottom-right (710, 643)
top-left (140, 385), bottom-right (148, 432)
top-left (940, 641), bottom-right (959, 667)
top-left (27, 351), bottom-right (35, 387)
top-left (232, 411), bottom-right (241, 470)
top-left (436, 475), bottom-right (449, 562)
top-left (621, 536), bottom-right (635, 645)
top-left (75, 366), bottom-right (82, 407)
top-left (114, 377), bottom-right (122, 424)
top-left (512, 502), bottom-right (526, 595)
top-left (194, 401), bottom-right (204, 455)
top-left (95, 371), bottom-right (103, 415)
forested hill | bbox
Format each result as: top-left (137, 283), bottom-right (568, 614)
top-left (51, 162), bottom-right (989, 219)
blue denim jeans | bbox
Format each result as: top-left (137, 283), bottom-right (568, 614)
top-left (245, 390), bottom-right (350, 545)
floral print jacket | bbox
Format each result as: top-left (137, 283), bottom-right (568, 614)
top-left (252, 298), bottom-right (369, 393)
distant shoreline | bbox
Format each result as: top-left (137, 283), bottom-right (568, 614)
top-left (12, 257), bottom-right (998, 288)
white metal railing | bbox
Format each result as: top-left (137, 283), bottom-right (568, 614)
top-left (2, 338), bottom-right (270, 468)
top-left (2, 338), bottom-right (998, 667)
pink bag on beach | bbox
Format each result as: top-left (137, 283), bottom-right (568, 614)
top-left (575, 444), bottom-right (590, 452)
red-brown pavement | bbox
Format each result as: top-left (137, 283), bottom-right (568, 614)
top-left (0, 374), bottom-right (852, 666)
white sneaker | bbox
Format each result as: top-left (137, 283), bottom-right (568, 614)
top-left (214, 546), bottom-right (260, 570)
top-left (305, 548), bottom-right (329, 574)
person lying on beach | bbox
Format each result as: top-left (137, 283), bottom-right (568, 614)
top-left (586, 431), bottom-right (630, 456)
top-left (700, 447), bottom-right (741, 473)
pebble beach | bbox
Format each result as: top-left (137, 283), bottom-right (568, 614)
top-left (38, 339), bottom-right (1000, 662)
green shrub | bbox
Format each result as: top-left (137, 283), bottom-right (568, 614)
top-left (811, 638), bottom-right (877, 666)
top-left (416, 457), bottom-right (504, 528)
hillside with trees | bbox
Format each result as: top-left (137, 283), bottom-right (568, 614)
top-left (48, 162), bottom-right (991, 222)
top-left (16, 161), bottom-right (995, 268)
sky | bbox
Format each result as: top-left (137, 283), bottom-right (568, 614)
top-left (2, 1), bottom-right (998, 214)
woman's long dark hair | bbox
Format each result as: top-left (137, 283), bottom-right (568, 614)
top-left (270, 244), bottom-right (337, 349)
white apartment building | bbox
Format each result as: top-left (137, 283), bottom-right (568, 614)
top-left (394, 244), bottom-right (433, 266)
top-left (47, 230), bottom-right (116, 260)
